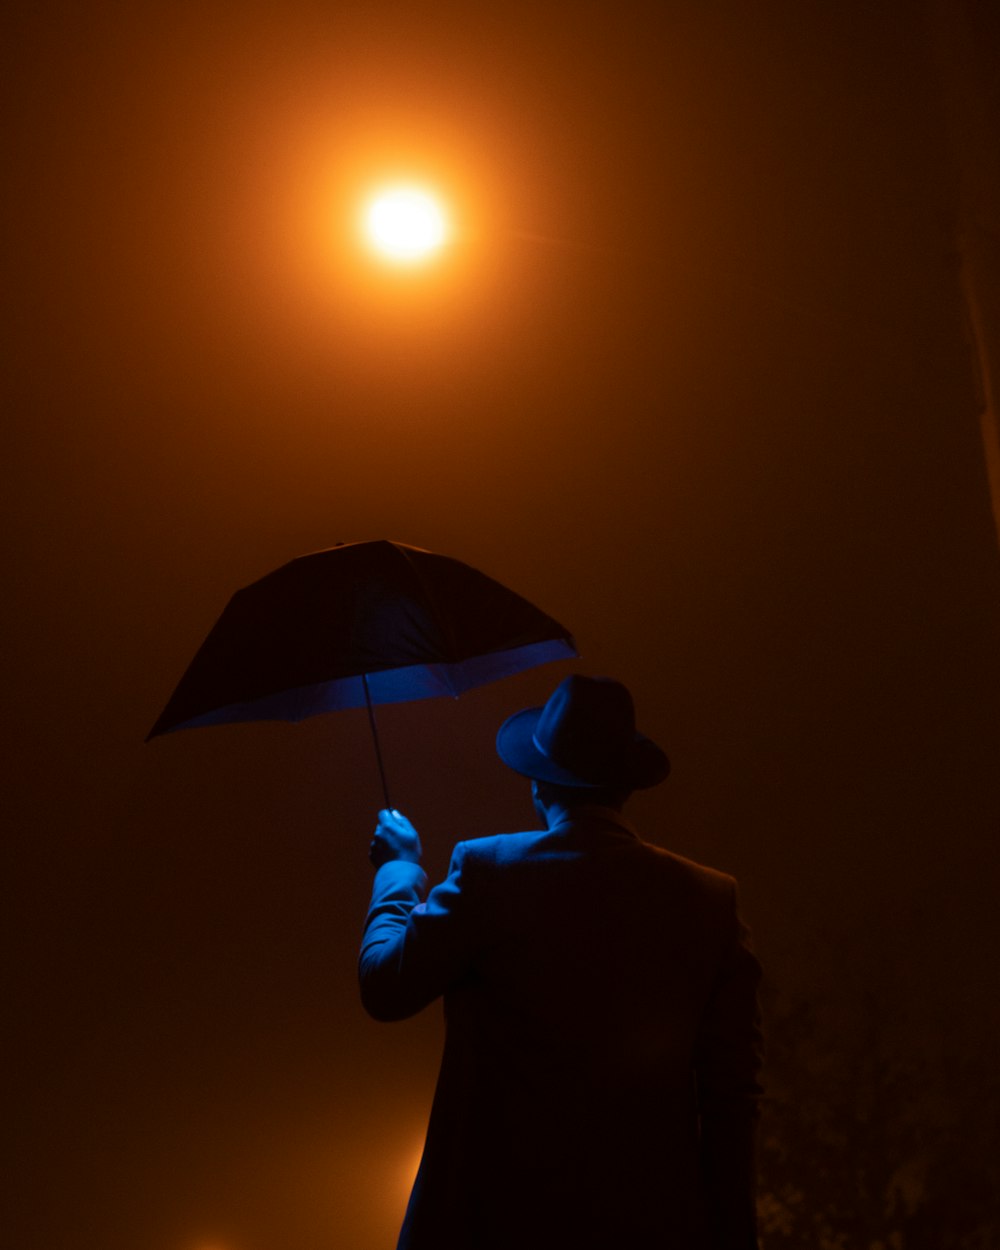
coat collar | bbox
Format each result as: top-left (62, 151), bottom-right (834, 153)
top-left (548, 805), bottom-right (640, 840)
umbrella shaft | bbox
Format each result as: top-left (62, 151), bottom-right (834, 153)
top-left (362, 673), bottom-right (392, 809)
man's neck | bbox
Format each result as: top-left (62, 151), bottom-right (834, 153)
top-left (544, 801), bottom-right (625, 830)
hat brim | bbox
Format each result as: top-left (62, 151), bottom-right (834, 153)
top-left (496, 706), bottom-right (670, 790)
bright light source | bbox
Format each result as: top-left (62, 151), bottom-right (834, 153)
top-left (364, 186), bottom-right (448, 263)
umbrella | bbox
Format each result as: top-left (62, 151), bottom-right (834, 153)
top-left (147, 540), bottom-right (577, 804)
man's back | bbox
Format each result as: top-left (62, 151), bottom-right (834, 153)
top-left (361, 808), bottom-right (763, 1249)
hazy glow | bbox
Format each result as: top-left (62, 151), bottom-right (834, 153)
top-left (400, 1140), bottom-right (423, 1197)
top-left (364, 186), bottom-right (448, 263)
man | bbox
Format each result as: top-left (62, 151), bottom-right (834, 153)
top-left (360, 675), bottom-right (764, 1250)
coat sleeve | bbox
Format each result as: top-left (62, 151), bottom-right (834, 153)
top-left (693, 879), bottom-right (765, 1250)
top-left (358, 842), bottom-right (480, 1022)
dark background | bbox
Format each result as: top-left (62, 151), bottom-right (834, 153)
top-left (5, 2), bottom-right (1000, 1248)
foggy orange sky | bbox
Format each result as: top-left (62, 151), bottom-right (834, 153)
top-left (5, 2), bottom-right (1000, 1248)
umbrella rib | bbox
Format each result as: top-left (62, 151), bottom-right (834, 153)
top-left (393, 543), bottom-right (461, 663)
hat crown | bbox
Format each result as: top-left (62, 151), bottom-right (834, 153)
top-left (533, 676), bottom-right (638, 778)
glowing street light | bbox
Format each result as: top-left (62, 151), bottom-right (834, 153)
top-left (362, 185), bottom-right (449, 264)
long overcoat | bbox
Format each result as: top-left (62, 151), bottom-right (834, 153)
top-left (359, 807), bottom-right (764, 1250)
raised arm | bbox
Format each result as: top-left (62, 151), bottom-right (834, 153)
top-left (359, 811), bottom-right (480, 1022)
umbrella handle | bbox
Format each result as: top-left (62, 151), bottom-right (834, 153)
top-left (362, 673), bottom-right (392, 810)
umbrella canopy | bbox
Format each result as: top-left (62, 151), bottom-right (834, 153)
top-left (147, 540), bottom-right (577, 740)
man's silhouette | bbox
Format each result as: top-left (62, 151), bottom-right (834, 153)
top-left (360, 675), bottom-right (764, 1249)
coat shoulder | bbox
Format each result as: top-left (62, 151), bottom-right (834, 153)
top-left (631, 843), bottom-right (741, 919)
top-left (456, 828), bottom-right (549, 865)
top-left (650, 844), bottom-right (737, 891)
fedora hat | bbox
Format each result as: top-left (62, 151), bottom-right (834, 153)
top-left (496, 675), bottom-right (670, 790)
